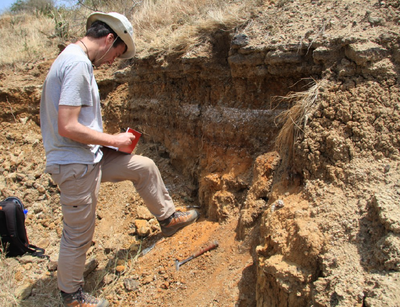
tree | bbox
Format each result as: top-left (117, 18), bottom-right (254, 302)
top-left (10, 0), bottom-right (55, 14)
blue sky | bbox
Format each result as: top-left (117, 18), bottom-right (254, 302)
top-left (0, 0), bottom-right (17, 13)
top-left (0, 0), bottom-right (74, 13)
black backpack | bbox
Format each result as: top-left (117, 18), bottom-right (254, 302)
top-left (0, 197), bottom-right (46, 258)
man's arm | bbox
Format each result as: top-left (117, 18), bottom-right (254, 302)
top-left (58, 105), bottom-right (135, 147)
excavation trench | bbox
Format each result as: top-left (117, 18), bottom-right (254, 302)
top-left (95, 33), bottom-right (400, 306)
top-left (92, 42), bottom-right (325, 305)
top-left (99, 42), bottom-right (324, 223)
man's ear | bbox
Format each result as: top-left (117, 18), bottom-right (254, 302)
top-left (106, 33), bottom-right (115, 44)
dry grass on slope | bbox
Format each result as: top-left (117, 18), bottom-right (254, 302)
top-left (130, 0), bottom-right (247, 57)
top-left (0, 13), bottom-right (56, 66)
top-left (0, 0), bottom-right (258, 66)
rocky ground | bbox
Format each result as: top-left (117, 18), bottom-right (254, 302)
top-left (0, 119), bottom-right (257, 306)
top-left (1, 0), bottom-right (400, 306)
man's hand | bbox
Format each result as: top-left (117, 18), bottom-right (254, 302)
top-left (112, 132), bottom-right (136, 148)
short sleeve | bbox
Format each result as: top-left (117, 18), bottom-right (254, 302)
top-left (59, 61), bottom-right (94, 107)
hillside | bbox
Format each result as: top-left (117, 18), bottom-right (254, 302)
top-left (1, 0), bottom-right (400, 306)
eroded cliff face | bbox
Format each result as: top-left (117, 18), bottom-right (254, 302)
top-left (99, 30), bottom-right (327, 219)
top-left (96, 2), bottom-right (400, 305)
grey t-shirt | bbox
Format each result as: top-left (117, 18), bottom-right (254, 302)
top-left (40, 44), bottom-right (103, 166)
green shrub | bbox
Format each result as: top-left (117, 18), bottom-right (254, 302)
top-left (11, 0), bottom-right (55, 15)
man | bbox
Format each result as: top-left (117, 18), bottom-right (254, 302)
top-left (40, 12), bottom-right (198, 307)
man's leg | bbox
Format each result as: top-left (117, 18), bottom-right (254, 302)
top-left (47, 163), bottom-right (101, 293)
top-left (100, 148), bottom-right (198, 235)
top-left (100, 148), bottom-right (175, 220)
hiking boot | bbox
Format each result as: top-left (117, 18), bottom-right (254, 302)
top-left (61, 286), bottom-right (109, 307)
top-left (159, 210), bottom-right (199, 237)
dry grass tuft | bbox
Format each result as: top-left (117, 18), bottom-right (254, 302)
top-left (274, 79), bottom-right (327, 163)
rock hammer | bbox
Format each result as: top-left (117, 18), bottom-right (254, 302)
top-left (175, 240), bottom-right (219, 270)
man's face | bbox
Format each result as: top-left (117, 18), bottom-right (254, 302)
top-left (101, 43), bottom-right (126, 66)
top-left (93, 35), bottom-right (127, 67)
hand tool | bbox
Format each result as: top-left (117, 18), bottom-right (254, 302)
top-left (175, 240), bottom-right (219, 270)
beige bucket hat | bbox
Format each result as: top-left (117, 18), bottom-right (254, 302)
top-left (87, 12), bottom-right (136, 59)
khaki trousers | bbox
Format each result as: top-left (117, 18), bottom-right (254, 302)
top-left (46, 148), bottom-right (175, 293)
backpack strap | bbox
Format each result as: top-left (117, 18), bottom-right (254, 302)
top-left (27, 244), bottom-right (49, 259)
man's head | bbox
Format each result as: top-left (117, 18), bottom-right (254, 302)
top-left (86, 12), bottom-right (136, 60)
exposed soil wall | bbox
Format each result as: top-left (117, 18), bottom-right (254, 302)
top-left (99, 30), bottom-right (329, 223)
top-left (98, 3), bottom-right (400, 305)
